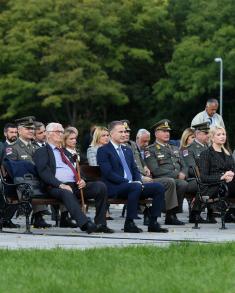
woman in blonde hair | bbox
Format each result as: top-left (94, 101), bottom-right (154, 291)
top-left (87, 126), bottom-right (109, 166)
top-left (198, 126), bottom-right (235, 221)
top-left (87, 126), bottom-right (112, 219)
top-left (180, 128), bottom-right (195, 149)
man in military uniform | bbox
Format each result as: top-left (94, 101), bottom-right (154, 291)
top-left (131, 128), bottom-right (184, 225)
top-left (6, 116), bottom-right (51, 228)
top-left (145, 119), bottom-right (197, 215)
top-left (183, 122), bottom-right (209, 178)
top-left (182, 122), bottom-right (216, 223)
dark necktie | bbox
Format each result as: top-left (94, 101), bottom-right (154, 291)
top-left (208, 117), bottom-right (212, 125)
top-left (117, 146), bottom-right (133, 181)
top-left (56, 148), bottom-right (79, 182)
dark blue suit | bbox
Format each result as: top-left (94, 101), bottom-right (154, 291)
top-left (97, 142), bottom-right (165, 219)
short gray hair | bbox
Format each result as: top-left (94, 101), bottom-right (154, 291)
top-left (46, 122), bottom-right (63, 132)
top-left (206, 98), bottom-right (219, 106)
top-left (136, 129), bottom-right (150, 138)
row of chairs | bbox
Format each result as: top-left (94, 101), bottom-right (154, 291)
top-left (0, 164), bottom-right (234, 233)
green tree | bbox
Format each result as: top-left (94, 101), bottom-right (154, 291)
top-left (153, 0), bottom-right (235, 135)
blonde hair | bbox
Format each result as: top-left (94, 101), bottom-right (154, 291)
top-left (180, 128), bottom-right (195, 149)
top-left (209, 126), bottom-right (230, 155)
top-left (63, 126), bottom-right (78, 147)
top-left (90, 126), bottom-right (109, 147)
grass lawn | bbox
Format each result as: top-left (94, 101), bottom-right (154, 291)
top-left (0, 243), bottom-right (235, 293)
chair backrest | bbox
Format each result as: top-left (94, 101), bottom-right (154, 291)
top-left (80, 165), bottom-right (101, 181)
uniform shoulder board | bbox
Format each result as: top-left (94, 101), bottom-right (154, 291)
top-left (146, 144), bottom-right (154, 149)
top-left (182, 149), bottom-right (189, 157)
top-left (144, 150), bottom-right (151, 158)
top-left (5, 147), bottom-right (13, 155)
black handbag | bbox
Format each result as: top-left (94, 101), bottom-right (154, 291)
top-left (14, 173), bottom-right (45, 199)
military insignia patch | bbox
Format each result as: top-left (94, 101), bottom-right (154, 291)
top-left (182, 149), bottom-right (189, 157)
top-left (156, 145), bottom-right (161, 150)
top-left (5, 147), bottom-right (12, 155)
top-left (21, 155), bottom-right (28, 160)
top-left (144, 151), bottom-right (151, 158)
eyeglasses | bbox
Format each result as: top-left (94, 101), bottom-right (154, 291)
top-left (48, 130), bottom-right (64, 134)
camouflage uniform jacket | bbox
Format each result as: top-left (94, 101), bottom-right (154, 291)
top-left (182, 140), bottom-right (208, 177)
top-left (145, 141), bottom-right (187, 179)
top-left (127, 140), bottom-right (146, 175)
top-left (6, 138), bottom-right (39, 164)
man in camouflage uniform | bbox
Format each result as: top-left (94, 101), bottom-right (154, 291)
top-left (183, 122), bottom-right (209, 178)
top-left (182, 122), bottom-right (216, 223)
top-left (145, 119), bottom-right (197, 215)
top-left (6, 116), bottom-right (51, 228)
top-left (131, 128), bottom-right (184, 225)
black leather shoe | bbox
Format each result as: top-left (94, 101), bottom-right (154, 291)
top-left (96, 224), bottom-right (114, 233)
top-left (32, 213), bottom-right (52, 228)
top-left (106, 216), bottom-right (114, 221)
top-left (81, 221), bottom-right (97, 234)
top-left (124, 220), bottom-right (143, 233)
top-left (3, 220), bottom-right (20, 228)
top-left (60, 216), bottom-right (78, 228)
top-left (165, 214), bottom-right (185, 225)
top-left (148, 222), bottom-right (168, 233)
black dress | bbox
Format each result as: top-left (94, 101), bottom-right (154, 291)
top-left (198, 146), bottom-right (235, 198)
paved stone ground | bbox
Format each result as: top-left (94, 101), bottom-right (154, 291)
top-left (1, 201), bottom-right (235, 249)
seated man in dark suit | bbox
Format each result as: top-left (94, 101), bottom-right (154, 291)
top-left (33, 122), bottom-right (114, 234)
top-left (97, 120), bottom-right (168, 233)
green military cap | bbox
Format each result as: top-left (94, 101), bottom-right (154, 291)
top-left (152, 119), bottom-right (171, 131)
top-left (191, 122), bottom-right (210, 132)
top-left (15, 116), bottom-right (36, 128)
top-left (121, 119), bottom-right (131, 131)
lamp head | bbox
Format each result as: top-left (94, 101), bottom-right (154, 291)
top-left (214, 57), bottom-right (222, 62)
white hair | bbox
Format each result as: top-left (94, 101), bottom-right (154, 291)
top-left (46, 122), bottom-right (63, 132)
top-left (136, 129), bottom-right (150, 139)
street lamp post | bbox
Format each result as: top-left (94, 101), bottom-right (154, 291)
top-left (214, 57), bottom-right (223, 117)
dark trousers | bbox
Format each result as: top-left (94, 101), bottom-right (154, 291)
top-left (49, 181), bottom-right (107, 227)
top-left (116, 182), bottom-right (165, 220)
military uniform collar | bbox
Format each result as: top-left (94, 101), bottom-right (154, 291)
top-left (19, 137), bottom-right (31, 146)
top-left (194, 139), bottom-right (205, 147)
top-left (155, 140), bottom-right (168, 147)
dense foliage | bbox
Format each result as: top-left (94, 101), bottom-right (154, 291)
top-left (0, 0), bottom-right (234, 142)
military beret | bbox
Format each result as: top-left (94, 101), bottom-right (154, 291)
top-left (152, 119), bottom-right (171, 131)
top-left (15, 116), bottom-right (36, 128)
top-left (121, 119), bottom-right (131, 131)
top-left (191, 122), bottom-right (210, 132)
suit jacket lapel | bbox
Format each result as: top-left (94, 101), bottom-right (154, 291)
top-left (46, 144), bottom-right (56, 173)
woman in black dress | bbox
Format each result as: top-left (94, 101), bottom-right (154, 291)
top-left (198, 126), bottom-right (235, 221)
